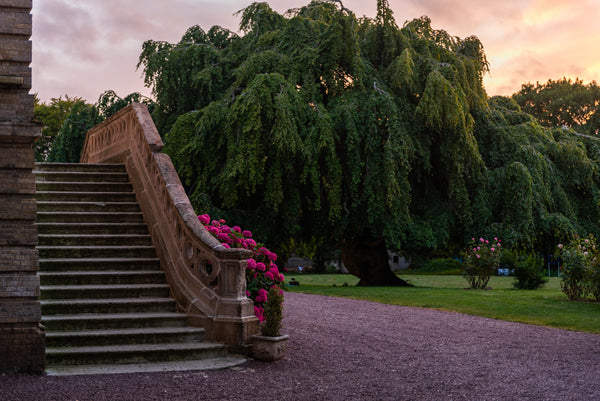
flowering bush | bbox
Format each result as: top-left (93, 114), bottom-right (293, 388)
top-left (462, 237), bottom-right (502, 289)
top-left (198, 214), bottom-right (284, 321)
top-left (558, 235), bottom-right (600, 301)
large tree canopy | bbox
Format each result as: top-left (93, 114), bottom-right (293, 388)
top-left (512, 77), bottom-right (600, 135)
top-left (138, 0), bottom-right (600, 284)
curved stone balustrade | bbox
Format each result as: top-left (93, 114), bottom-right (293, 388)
top-left (80, 103), bottom-right (258, 351)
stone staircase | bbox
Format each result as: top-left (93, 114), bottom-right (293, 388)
top-left (35, 163), bottom-right (245, 375)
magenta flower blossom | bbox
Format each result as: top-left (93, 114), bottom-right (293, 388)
top-left (198, 213), bottom-right (284, 321)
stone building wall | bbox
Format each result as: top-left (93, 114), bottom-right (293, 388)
top-left (0, 0), bottom-right (45, 373)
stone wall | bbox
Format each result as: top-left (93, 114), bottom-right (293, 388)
top-left (0, 0), bottom-right (45, 373)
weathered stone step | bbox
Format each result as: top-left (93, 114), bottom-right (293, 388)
top-left (37, 201), bottom-right (140, 213)
top-left (40, 283), bottom-right (170, 300)
top-left (39, 270), bottom-right (165, 285)
top-left (45, 327), bottom-right (206, 347)
top-left (38, 234), bottom-right (153, 247)
top-left (45, 357), bottom-right (247, 376)
top-left (38, 245), bottom-right (156, 259)
top-left (46, 342), bottom-right (226, 366)
top-left (34, 171), bottom-right (130, 183)
top-left (35, 163), bottom-right (126, 173)
top-left (37, 223), bottom-right (150, 235)
top-left (36, 181), bottom-right (133, 193)
top-left (37, 212), bottom-right (144, 224)
top-left (42, 312), bottom-right (189, 331)
top-left (38, 257), bottom-right (161, 272)
top-left (41, 297), bottom-right (176, 315)
top-left (36, 191), bottom-right (137, 202)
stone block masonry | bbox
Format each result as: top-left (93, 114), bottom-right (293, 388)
top-left (0, 0), bottom-right (45, 373)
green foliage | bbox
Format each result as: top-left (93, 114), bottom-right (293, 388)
top-left (33, 94), bottom-right (84, 162)
top-left (139, 0), bottom-right (600, 275)
top-left (47, 100), bottom-right (100, 163)
top-left (512, 253), bottom-right (548, 290)
top-left (461, 237), bottom-right (501, 289)
top-left (414, 258), bottom-right (462, 275)
top-left (260, 286), bottom-right (284, 337)
top-left (512, 77), bottom-right (600, 135)
top-left (46, 91), bottom-right (155, 163)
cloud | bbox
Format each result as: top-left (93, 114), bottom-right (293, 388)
top-left (31, 0), bottom-right (600, 102)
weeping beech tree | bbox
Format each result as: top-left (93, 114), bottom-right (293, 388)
top-left (138, 0), bottom-right (600, 285)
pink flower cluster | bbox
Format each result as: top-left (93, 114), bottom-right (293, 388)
top-left (198, 214), bottom-right (284, 322)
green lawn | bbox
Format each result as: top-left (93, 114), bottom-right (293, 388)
top-left (284, 274), bottom-right (600, 334)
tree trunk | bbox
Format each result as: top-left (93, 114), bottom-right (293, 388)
top-left (340, 236), bottom-right (411, 287)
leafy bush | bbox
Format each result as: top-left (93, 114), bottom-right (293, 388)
top-left (559, 236), bottom-right (593, 301)
top-left (416, 258), bottom-right (462, 275)
top-left (462, 237), bottom-right (502, 289)
top-left (513, 254), bottom-right (548, 290)
top-left (260, 286), bottom-right (284, 337)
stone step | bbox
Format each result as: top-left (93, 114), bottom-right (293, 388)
top-left (37, 201), bottom-right (140, 213)
top-left (42, 312), bottom-right (189, 331)
top-left (44, 357), bottom-right (247, 376)
top-left (38, 245), bottom-right (156, 259)
top-left (39, 270), bottom-right (165, 285)
top-left (36, 191), bottom-right (137, 202)
top-left (45, 327), bottom-right (206, 347)
top-left (38, 257), bottom-right (161, 272)
top-left (34, 171), bottom-right (130, 183)
top-left (38, 234), bottom-right (153, 247)
top-left (41, 297), bottom-right (176, 315)
top-left (36, 181), bottom-right (134, 193)
top-left (35, 163), bottom-right (127, 173)
top-left (40, 284), bottom-right (170, 300)
top-left (46, 342), bottom-right (227, 366)
top-left (37, 212), bottom-right (144, 224)
top-left (37, 223), bottom-right (150, 235)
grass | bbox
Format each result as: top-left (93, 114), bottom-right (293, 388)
top-left (284, 274), bottom-right (600, 334)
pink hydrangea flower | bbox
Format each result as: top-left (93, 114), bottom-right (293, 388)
top-left (264, 271), bottom-right (275, 280)
top-left (242, 230), bottom-right (252, 238)
top-left (256, 262), bottom-right (266, 272)
top-left (198, 214), bottom-right (210, 225)
top-left (233, 226), bottom-right (242, 233)
top-left (247, 258), bottom-right (257, 270)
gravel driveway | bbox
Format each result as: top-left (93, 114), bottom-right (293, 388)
top-left (2, 291), bottom-right (600, 400)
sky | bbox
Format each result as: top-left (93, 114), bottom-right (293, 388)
top-left (31, 0), bottom-right (600, 104)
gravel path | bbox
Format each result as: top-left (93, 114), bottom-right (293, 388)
top-left (3, 292), bottom-right (600, 400)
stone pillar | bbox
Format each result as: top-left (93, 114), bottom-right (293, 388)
top-left (0, 0), bottom-right (45, 373)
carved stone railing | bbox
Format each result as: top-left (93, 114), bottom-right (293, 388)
top-left (80, 103), bottom-right (258, 352)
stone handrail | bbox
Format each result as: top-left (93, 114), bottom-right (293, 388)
top-left (80, 103), bottom-right (258, 352)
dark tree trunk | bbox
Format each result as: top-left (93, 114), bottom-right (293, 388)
top-left (340, 236), bottom-right (411, 287)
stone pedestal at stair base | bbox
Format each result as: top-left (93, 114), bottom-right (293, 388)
top-left (0, 0), bottom-right (45, 373)
top-left (250, 334), bottom-right (289, 362)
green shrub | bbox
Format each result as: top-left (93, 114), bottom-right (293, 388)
top-left (417, 258), bottom-right (462, 275)
top-left (513, 254), bottom-right (548, 290)
top-left (260, 286), bottom-right (284, 337)
top-left (462, 237), bottom-right (502, 289)
top-left (559, 237), bottom-right (592, 301)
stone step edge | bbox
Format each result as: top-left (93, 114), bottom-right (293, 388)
top-left (45, 326), bottom-right (205, 338)
top-left (41, 283), bottom-right (169, 291)
top-left (42, 312), bottom-right (188, 322)
top-left (41, 297), bottom-right (174, 306)
top-left (38, 257), bottom-right (160, 263)
top-left (39, 270), bottom-right (163, 277)
top-left (44, 356), bottom-right (247, 376)
top-left (46, 342), bottom-right (225, 356)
